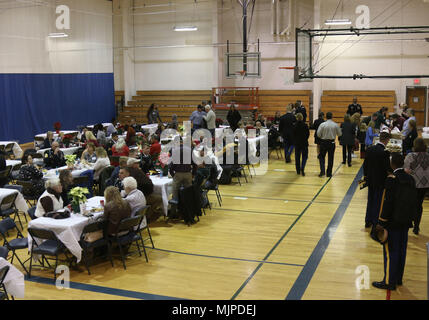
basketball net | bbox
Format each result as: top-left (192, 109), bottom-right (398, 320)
top-left (279, 67), bottom-right (295, 86)
top-left (235, 70), bottom-right (246, 80)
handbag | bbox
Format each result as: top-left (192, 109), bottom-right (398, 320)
top-left (84, 230), bottom-right (103, 243)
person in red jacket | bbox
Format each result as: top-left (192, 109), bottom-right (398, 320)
top-left (111, 138), bottom-right (130, 166)
top-left (150, 138), bottom-right (161, 156)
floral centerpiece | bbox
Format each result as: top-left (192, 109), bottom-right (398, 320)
top-left (215, 118), bottom-right (224, 128)
top-left (68, 187), bottom-right (90, 213)
top-left (154, 152), bottom-right (170, 176)
top-left (65, 154), bottom-right (77, 169)
top-left (54, 122), bottom-right (61, 134)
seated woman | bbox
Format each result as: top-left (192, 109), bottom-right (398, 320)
top-left (81, 142), bottom-right (97, 163)
top-left (84, 130), bottom-right (99, 147)
top-left (93, 147), bottom-right (110, 181)
top-left (103, 186), bottom-right (132, 236)
top-left (125, 125), bottom-right (136, 147)
top-left (155, 123), bottom-right (166, 137)
top-left (112, 138), bottom-right (130, 158)
top-left (35, 178), bottom-right (64, 218)
top-left (96, 125), bottom-right (107, 147)
top-left (18, 154), bottom-right (45, 198)
top-left (42, 131), bottom-right (54, 149)
top-left (54, 132), bottom-right (64, 145)
top-left (59, 169), bottom-right (75, 206)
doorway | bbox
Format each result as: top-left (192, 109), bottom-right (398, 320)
top-left (406, 86), bottom-right (428, 127)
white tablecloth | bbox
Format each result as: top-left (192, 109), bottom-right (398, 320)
top-left (37, 146), bottom-right (80, 156)
top-left (0, 188), bottom-right (29, 213)
top-left (141, 124), bottom-right (159, 136)
top-left (43, 164), bottom-right (94, 180)
top-left (6, 160), bottom-right (21, 170)
top-left (0, 257), bottom-right (25, 298)
top-left (35, 130), bottom-right (79, 140)
top-left (150, 176), bottom-right (172, 216)
top-left (27, 196), bottom-right (105, 263)
top-left (0, 141), bottom-right (23, 158)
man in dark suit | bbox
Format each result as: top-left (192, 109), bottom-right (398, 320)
top-left (347, 96), bottom-right (363, 116)
top-left (372, 153), bottom-right (416, 290)
top-left (43, 142), bottom-right (66, 169)
top-left (279, 104), bottom-right (297, 163)
top-left (363, 131), bottom-right (391, 229)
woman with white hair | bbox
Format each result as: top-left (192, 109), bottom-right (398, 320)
top-left (121, 176), bottom-right (146, 215)
top-left (35, 178), bottom-right (64, 218)
top-left (112, 137), bottom-right (130, 158)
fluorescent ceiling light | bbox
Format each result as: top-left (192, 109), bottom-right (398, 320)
top-left (48, 33), bottom-right (68, 38)
top-left (325, 19), bottom-right (352, 26)
top-left (173, 26), bottom-right (198, 32)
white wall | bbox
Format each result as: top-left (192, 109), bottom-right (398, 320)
top-left (0, 0), bottom-right (113, 74)
top-left (112, 0), bottom-right (429, 105)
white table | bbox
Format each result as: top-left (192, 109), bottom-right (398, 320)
top-left (150, 176), bottom-right (172, 216)
top-left (141, 124), bottom-right (159, 136)
top-left (0, 258), bottom-right (25, 298)
top-left (43, 164), bottom-right (94, 180)
top-left (34, 130), bottom-right (79, 140)
top-left (0, 188), bottom-right (29, 213)
top-left (37, 146), bottom-right (80, 156)
top-left (87, 123), bottom-right (116, 136)
top-left (0, 141), bottom-right (23, 159)
top-left (6, 160), bottom-right (21, 170)
top-left (27, 196), bottom-right (105, 263)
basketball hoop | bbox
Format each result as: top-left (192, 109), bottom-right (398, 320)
top-left (235, 70), bottom-right (247, 79)
top-left (279, 66), bottom-right (296, 85)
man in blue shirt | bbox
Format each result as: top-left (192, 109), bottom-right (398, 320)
top-left (189, 105), bottom-right (206, 131)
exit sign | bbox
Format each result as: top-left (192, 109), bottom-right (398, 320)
top-left (414, 79), bottom-right (421, 85)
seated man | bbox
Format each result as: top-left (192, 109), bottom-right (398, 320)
top-left (43, 141), bottom-right (66, 169)
top-left (121, 176), bottom-right (146, 215)
top-left (126, 160), bottom-right (164, 223)
top-left (140, 144), bottom-right (155, 173)
top-left (107, 156), bottom-right (128, 187)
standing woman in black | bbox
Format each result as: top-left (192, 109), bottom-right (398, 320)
top-left (147, 103), bottom-right (162, 124)
top-left (340, 114), bottom-right (356, 167)
top-left (226, 104), bottom-right (242, 132)
top-left (293, 113), bottom-right (309, 176)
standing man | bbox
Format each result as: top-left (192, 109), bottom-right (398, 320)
top-left (279, 103), bottom-right (297, 163)
top-left (203, 104), bottom-right (216, 138)
top-left (189, 105), bottom-right (206, 131)
top-left (313, 112), bottom-right (325, 156)
top-left (347, 96), bottom-right (363, 116)
top-left (169, 142), bottom-right (194, 201)
top-left (316, 112), bottom-right (342, 178)
top-left (363, 132), bottom-right (391, 229)
top-left (401, 109), bottom-right (416, 137)
top-left (295, 100), bottom-right (307, 123)
top-left (372, 153), bottom-right (417, 290)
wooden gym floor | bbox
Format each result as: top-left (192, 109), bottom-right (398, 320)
top-left (8, 133), bottom-right (428, 300)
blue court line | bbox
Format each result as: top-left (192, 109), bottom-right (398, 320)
top-left (285, 166), bottom-right (363, 300)
top-left (230, 164), bottom-right (344, 300)
top-left (212, 207), bottom-right (300, 217)
top-left (24, 275), bottom-right (186, 300)
top-left (148, 247), bottom-right (305, 268)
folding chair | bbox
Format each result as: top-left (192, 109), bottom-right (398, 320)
top-left (0, 192), bottom-right (23, 231)
top-left (134, 206), bottom-right (154, 259)
top-left (0, 218), bottom-right (29, 274)
top-left (109, 215), bottom-right (145, 270)
top-left (79, 220), bottom-right (113, 275)
top-left (0, 246), bottom-right (8, 259)
top-left (15, 180), bottom-right (40, 207)
top-left (231, 165), bottom-right (248, 186)
top-left (97, 165), bottom-right (115, 196)
top-left (203, 179), bottom-right (222, 207)
top-left (27, 227), bottom-right (72, 280)
top-left (0, 167), bottom-right (12, 186)
top-left (27, 206), bottom-right (37, 220)
top-left (0, 265), bottom-right (11, 300)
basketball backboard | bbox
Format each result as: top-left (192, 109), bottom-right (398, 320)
top-left (225, 52), bottom-right (261, 78)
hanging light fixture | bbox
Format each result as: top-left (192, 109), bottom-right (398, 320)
top-left (48, 32), bottom-right (69, 38)
top-left (324, 19), bottom-right (352, 25)
top-left (173, 0), bottom-right (198, 31)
